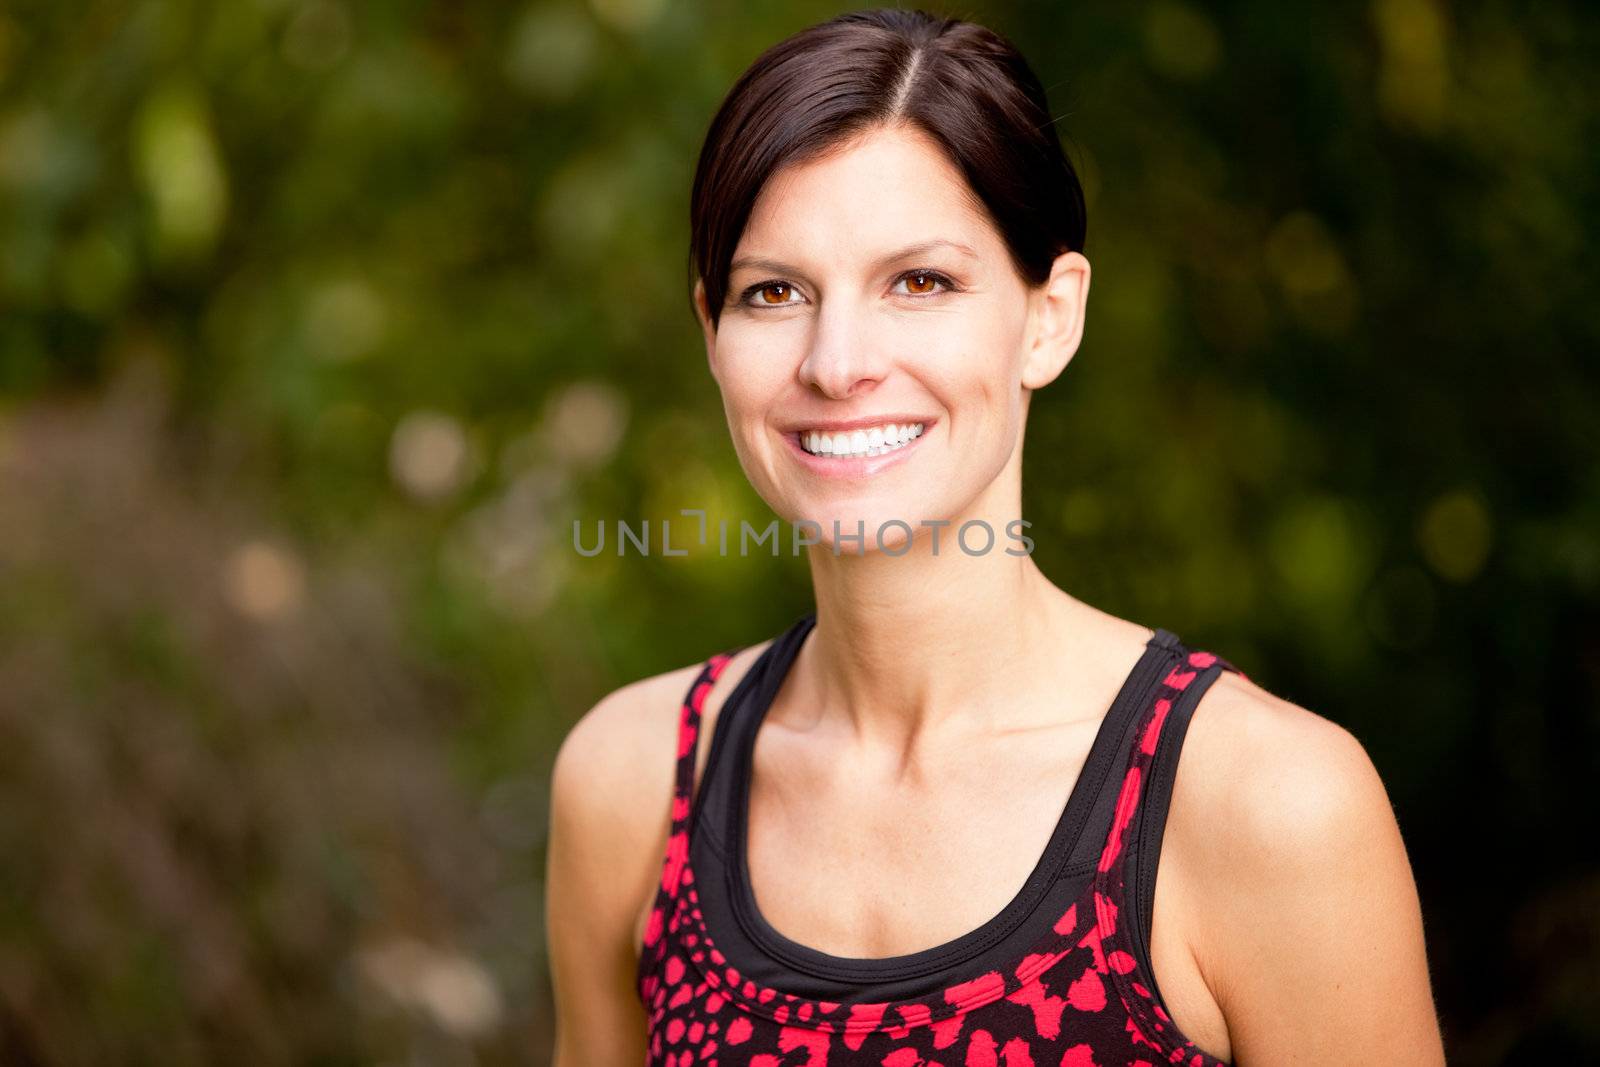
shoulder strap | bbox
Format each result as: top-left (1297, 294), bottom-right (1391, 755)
top-left (670, 649), bottom-right (742, 835)
top-left (1091, 644), bottom-right (1241, 1061)
top-left (638, 647), bottom-right (741, 994)
top-left (1132, 652), bottom-right (1240, 960)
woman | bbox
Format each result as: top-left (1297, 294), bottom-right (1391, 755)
top-left (548, 9), bottom-right (1445, 1065)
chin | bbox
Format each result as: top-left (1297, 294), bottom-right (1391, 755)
top-left (789, 502), bottom-right (928, 548)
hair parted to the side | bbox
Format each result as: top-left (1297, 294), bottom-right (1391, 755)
top-left (688, 7), bottom-right (1087, 332)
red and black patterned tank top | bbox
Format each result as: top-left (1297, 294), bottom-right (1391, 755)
top-left (637, 611), bottom-right (1245, 1066)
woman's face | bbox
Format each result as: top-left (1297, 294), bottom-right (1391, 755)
top-left (695, 122), bottom-right (1086, 552)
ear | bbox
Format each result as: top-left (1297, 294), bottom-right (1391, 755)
top-left (1021, 251), bottom-right (1091, 390)
top-left (693, 278), bottom-right (718, 378)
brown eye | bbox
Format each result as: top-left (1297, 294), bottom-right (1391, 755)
top-left (737, 279), bottom-right (805, 309)
top-left (894, 269), bottom-right (956, 298)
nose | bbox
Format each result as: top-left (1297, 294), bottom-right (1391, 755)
top-left (797, 297), bottom-right (889, 400)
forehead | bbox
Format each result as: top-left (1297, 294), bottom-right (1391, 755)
top-left (735, 124), bottom-right (995, 264)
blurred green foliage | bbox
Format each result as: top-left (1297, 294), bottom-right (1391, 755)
top-left (0, 0), bottom-right (1596, 1063)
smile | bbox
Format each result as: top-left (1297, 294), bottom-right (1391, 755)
top-left (782, 418), bottom-right (935, 478)
top-left (798, 422), bottom-right (924, 458)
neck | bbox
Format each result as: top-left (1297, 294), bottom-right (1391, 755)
top-left (795, 495), bottom-right (1099, 758)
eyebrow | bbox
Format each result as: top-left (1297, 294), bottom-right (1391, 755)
top-left (727, 239), bottom-right (981, 279)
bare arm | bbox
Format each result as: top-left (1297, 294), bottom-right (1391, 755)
top-left (546, 675), bottom-right (688, 1067)
top-left (1186, 703), bottom-right (1446, 1064)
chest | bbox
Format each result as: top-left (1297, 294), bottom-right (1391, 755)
top-left (738, 722), bottom-right (1234, 1061)
top-left (743, 743), bottom-right (1082, 959)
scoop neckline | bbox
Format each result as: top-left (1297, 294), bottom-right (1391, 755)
top-left (726, 611), bottom-right (1180, 982)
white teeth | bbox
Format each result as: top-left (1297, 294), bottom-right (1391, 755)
top-left (798, 422), bottom-right (924, 458)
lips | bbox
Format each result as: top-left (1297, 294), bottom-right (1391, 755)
top-left (799, 422), bottom-right (923, 458)
top-left (778, 413), bottom-right (938, 436)
top-left (782, 419), bottom-right (934, 478)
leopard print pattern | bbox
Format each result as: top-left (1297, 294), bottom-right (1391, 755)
top-left (637, 642), bottom-right (1240, 1066)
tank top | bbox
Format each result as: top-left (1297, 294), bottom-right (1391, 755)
top-left (637, 611), bottom-right (1246, 1066)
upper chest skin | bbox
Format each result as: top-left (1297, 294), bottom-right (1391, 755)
top-left (632, 640), bottom-right (1238, 1062)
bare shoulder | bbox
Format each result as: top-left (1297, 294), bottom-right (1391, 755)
top-left (546, 660), bottom-right (707, 992)
top-left (545, 641), bottom-right (776, 1064)
top-left (548, 638), bottom-right (778, 933)
top-left (1171, 669), bottom-right (1390, 864)
top-left (1165, 668), bottom-right (1445, 1061)
top-left (551, 638), bottom-right (777, 848)
top-left (551, 659), bottom-right (709, 831)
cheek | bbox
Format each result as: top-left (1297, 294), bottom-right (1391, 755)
top-left (914, 314), bottom-right (1024, 407)
top-left (712, 336), bottom-right (792, 416)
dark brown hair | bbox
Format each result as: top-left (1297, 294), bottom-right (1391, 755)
top-left (689, 7), bottom-right (1086, 331)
